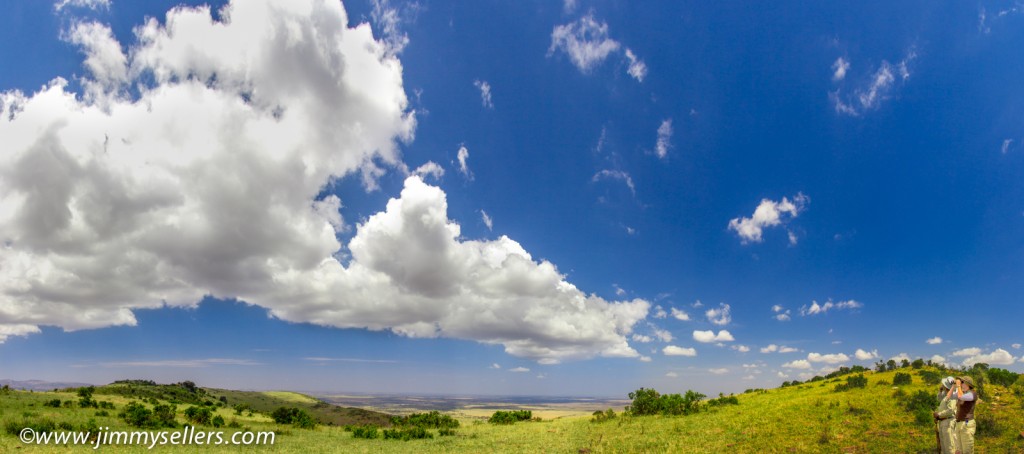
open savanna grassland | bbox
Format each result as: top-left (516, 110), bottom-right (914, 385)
top-left (2, 367), bottom-right (1022, 453)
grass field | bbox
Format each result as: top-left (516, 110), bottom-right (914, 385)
top-left (2, 367), bottom-right (1022, 453)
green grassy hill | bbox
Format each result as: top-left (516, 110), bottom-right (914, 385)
top-left (2, 367), bottom-right (1021, 453)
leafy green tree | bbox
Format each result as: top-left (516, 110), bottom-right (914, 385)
top-left (626, 388), bottom-right (661, 416)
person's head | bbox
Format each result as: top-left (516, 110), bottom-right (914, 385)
top-left (941, 376), bottom-right (955, 390)
top-left (958, 376), bottom-right (974, 391)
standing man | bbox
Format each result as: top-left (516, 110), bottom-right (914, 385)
top-left (945, 376), bottom-right (977, 454)
top-left (933, 376), bottom-right (957, 454)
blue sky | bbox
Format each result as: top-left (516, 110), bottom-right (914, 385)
top-left (0, 0), bottom-right (1022, 398)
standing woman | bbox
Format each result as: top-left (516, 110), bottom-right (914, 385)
top-left (946, 376), bottom-right (977, 454)
top-left (933, 376), bottom-right (958, 454)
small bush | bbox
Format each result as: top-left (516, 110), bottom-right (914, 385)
top-left (893, 372), bottom-right (912, 386)
top-left (834, 374), bottom-right (868, 392)
top-left (591, 408), bottom-right (617, 423)
top-left (120, 402), bottom-right (156, 429)
top-left (211, 415), bottom-right (225, 428)
top-left (44, 399), bottom-right (62, 408)
top-left (352, 425), bottom-right (379, 439)
top-left (986, 368), bottom-right (1019, 387)
top-left (184, 406), bottom-right (212, 426)
top-left (975, 413), bottom-right (1002, 438)
top-left (438, 427), bottom-right (457, 436)
top-left (392, 411), bottom-right (459, 429)
top-left (94, 410), bottom-right (110, 417)
top-left (917, 370), bottom-right (941, 384)
top-left (899, 390), bottom-right (934, 426)
top-left (382, 426), bottom-right (433, 440)
top-left (488, 410), bottom-right (532, 424)
top-left (270, 407), bottom-right (316, 429)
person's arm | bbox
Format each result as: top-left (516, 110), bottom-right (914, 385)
top-left (958, 391), bottom-right (975, 402)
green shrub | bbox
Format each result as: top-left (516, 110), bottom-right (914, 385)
top-left (591, 408), bottom-right (617, 423)
top-left (184, 406), bottom-right (212, 426)
top-left (211, 415), bottom-right (225, 428)
top-left (392, 411), bottom-right (459, 429)
top-left (893, 372), bottom-right (912, 386)
top-left (270, 407), bottom-right (317, 429)
top-left (438, 427), bottom-right (457, 436)
top-left (899, 390), bottom-right (934, 426)
top-left (488, 410), bottom-right (532, 424)
top-left (986, 368), bottom-right (1019, 387)
top-left (382, 426), bottom-right (433, 440)
top-left (917, 370), bottom-right (940, 384)
top-left (120, 402), bottom-right (157, 429)
top-left (834, 374), bottom-right (868, 392)
top-left (352, 425), bottom-right (379, 439)
top-left (975, 413), bottom-right (1002, 438)
top-left (152, 404), bottom-right (177, 428)
top-left (95, 410), bottom-right (109, 417)
top-left (44, 399), bottom-right (62, 408)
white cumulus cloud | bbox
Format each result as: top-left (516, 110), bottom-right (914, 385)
top-left (693, 330), bottom-right (734, 343)
top-left (807, 353), bottom-right (850, 364)
top-left (961, 349), bottom-right (1015, 366)
top-left (0, 0), bottom-right (650, 365)
top-left (854, 349), bottom-right (879, 360)
top-left (926, 337), bottom-right (943, 345)
top-left (663, 346), bottom-right (697, 357)
top-left (728, 194), bottom-right (808, 244)
top-left (670, 307), bottom-right (690, 321)
top-left (783, 359), bottom-right (811, 369)
top-left (952, 347), bottom-right (982, 357)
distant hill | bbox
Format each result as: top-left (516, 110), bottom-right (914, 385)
top-left (0, 379), bottom-right (94, 391)
top-left (206, 387), bottom-right (394, 427)
top-left (81, 379), bottom-right (393, 427)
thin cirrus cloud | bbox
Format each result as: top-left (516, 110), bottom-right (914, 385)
top-left (548, 12), bottom-right (646, 82)
top-left (799, 299), bottom-right (863, 316)
top-left (728, 194), bottom-right (808, 245)
top-left (97, 358), bottom-right (263, 368)
top-left (830, 49), bottom-right (917, 116)
top-left (0, 0), bottom-right (652, 364)
top-left (473, 79), bottom-right (493, 109)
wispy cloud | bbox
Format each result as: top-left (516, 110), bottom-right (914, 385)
top-left (926, 337), bottom-right (943, 345)
top-left (473, 80), bottom-right (494, 109)
top-left (54, 0), bottom-right (110, 12)
top-left (509, 366), bottom-right (531, 373)
top-left (705, 303), bottom-right (731, 326)
top-left (480, 210), bottom-right (493, 231)
top-left (799, 299), bottom-right (862, 316)
top-left (549, 13), bottom-right (646, 82)
top-left (457, 145), bottom-right (472, 179)
top-left (303, 357), bottom-right (398, 363)
top-left (654, 119), bottom-right (673, 159)
top-left (98, 358), bottom-right (264, 368)
top-left (830, 49), bottom-right (916, 116)
top-left (592, 169), bottom-right (636, 196)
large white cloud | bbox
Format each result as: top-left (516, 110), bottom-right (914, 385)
top-left (807, 352), bottom-right (850, 364)
top-left (854, 349), bottom-right (879, 360)
top-left (728, 194), bottom-right (808, 244)
top-left (0, 0), bottom-right (649, 362)
top-left (961, 348), bottom-right (1015, 366)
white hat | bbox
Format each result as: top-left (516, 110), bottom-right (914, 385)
top-left (941, 376), bottom-right (955, 389)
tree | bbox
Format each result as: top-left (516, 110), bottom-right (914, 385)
top-left (886, 359), bottom-right (897, 371)
top-left (911, 358), bottom-right (925, 369)
top-left (626, 388), bottom-right (662, 416)
top-left (900, 359), bottom-right (910, 369)
top-left (77, 386), bottom-right (97, 408)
